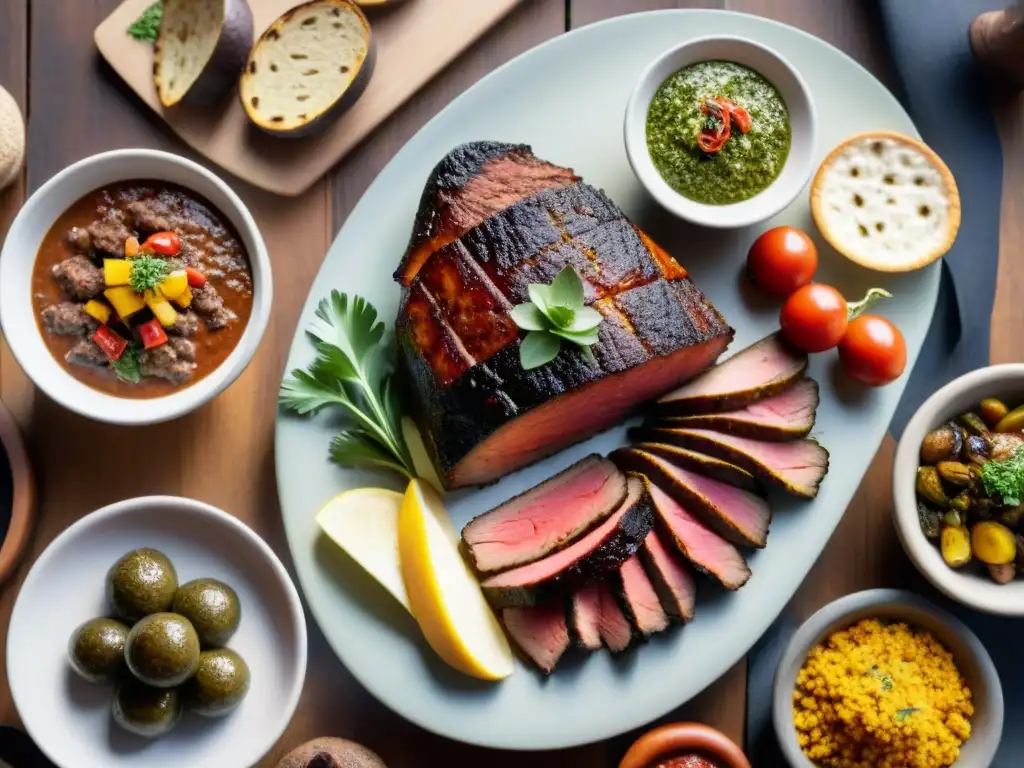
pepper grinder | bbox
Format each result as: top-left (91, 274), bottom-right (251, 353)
top-left (970, 5), bottom-right (1024, 89)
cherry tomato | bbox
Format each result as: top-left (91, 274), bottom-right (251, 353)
top-left (747, 226), bottom-right (818, 298)
top-left (779, 283), bottom-right (848, 353)
top-left (839, 314), bottom-right (907, 386)
top-left (142, 231), bottom-right (181, 256)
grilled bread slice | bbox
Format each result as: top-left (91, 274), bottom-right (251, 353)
top-left (239, 0), bottom-right (375, 137)
top-left (154, 0), bottom-right (254, 108)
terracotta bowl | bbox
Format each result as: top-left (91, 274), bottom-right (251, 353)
top-left (0, 399), bottom-right (34, 586)
top-left (619, 722), bottom-right (752, 768)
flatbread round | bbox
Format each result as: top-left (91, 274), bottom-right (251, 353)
top-left (810, 131), bottom-right (960, 272)
top-left (0, 84), bottom-right (24, 192)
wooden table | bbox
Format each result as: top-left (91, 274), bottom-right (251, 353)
top-left (0, 1), bottom-right (1021, 765)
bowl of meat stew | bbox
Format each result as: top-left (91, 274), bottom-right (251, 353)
top-left (0, 149), bottom-right (271, 424)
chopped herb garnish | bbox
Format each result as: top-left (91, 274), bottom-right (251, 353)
top-left (510, 267), bottom-right (603, 370)
top-left (129, 255), bottom-right (168, 293)
top-left (981, 445), bottom-right (1024, 505)
top-left (128, 1), bottom-right (162, 43)
top-left (111, 342), bottom-right (143, 384)
top-left (705, 115), bottom-right (721, 132)
top-left (867, 666), bottom-right (894, 692)
top-left (894, 707), bottom-right (920, 722)
top-left (279, 291), bottom-right (415, 478)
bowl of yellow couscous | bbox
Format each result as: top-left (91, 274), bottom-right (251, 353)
top-left (772, 589), bottom-right (1002, 768)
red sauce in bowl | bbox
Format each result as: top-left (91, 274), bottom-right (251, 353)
top-left (655, 756), bottom-right (719, 768)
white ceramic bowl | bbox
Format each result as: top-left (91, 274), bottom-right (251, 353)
top-left (623, 35), bottom-right (816, 228)
top-left (773, 589), bottom-right (1003, 768)
top-left (7, 496), bottom-right (307, 768)
top-left (894, 364), bottom-right (1024, 615)
top-left (0, 149), bottom-right (272, 425)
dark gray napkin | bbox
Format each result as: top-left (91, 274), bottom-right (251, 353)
top-left (746, 2), bottom-right (1009, 765)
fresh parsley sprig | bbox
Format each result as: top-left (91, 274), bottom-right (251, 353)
top-left (111, 342), bottom-right (143, 384)
top-left (510, 267), bottom-right (603, 370)
top-left (129, 254), bottom-right (168, 293)
top-left (982, 445), bottom-right (1024, 506)
top-left (128, 1), bottom-right (163, 43)
top-left (279, 291), bottom-right (415, 479)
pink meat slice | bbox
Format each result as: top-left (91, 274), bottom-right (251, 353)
top-left (502, 603), bottom-right (571, 675)
top-left (569, 583), bottom-right (603, 651)
top-left (597, 581), bottom-right (633, 653)
top-left (615, 555), bottom-right (669, 637)
top-left (646, 482), bottom-right (751, 590)
top-left (639, 531), bottom-right (697, 621)
top-left (461, 455), bottom-right (627, 573)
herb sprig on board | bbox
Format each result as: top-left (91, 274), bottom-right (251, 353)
top-left (279, 291), bottom-right (415, 478)
top-left (128, 1), bottom-right (163, 43)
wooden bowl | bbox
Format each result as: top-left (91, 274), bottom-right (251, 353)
top-left (0, 398), bottom-right (34, 585)
top-left (619, 722), bottom-right (752, 768)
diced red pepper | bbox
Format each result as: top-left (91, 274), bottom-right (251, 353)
top-left (142, 231), bottom-right (181, 256)
top-left (93, 325), bottom-right (128, 361)
top-left (138, 317), bottom-right (169, 350)
top-left (185, 266), bottom-right (207, 288)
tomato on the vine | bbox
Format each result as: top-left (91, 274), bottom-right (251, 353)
top-left (746, 226), bottom-right (818, 298)
top-left (839, 314), bottom-right (907, 386)
top-left (779, 283), bottom-right (848, 353)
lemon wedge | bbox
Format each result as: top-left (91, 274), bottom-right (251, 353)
top-left (316, 488), bottom-right (410, 611)
top-left (401, 416), bottom-right (444, 493)
top-left (398, 478), bottom-right (514, 680)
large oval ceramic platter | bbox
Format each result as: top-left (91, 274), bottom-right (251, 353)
top-left (276, 10), bottom-right (939, 750)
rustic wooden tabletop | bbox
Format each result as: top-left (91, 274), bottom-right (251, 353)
top-left (0, 1), bottom-right (1021, 765)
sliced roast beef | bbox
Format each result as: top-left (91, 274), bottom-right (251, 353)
top-left (634, 427), bottom-right (829, 499)
top-left (597, 581), bottom-right (633, 653)
top-left (480, 475), bottom-right (654, 608)
top-left (656, 333), bottom-right (806, 416)
top-left (461, 455), bottom-right (627, 573)
top-left (396, 142), bottom-right (579, 286)
top-left (610, 448), bottom-right (770, 548)
top-left (653, 378), bottom-right (819, 440)
top-left (645, 481), bottom-right (751, 590)
top-left (501, 603), bottom-right (571, 675)
top-left (632, 442), bottom-right (756, 491)
top-left (639, 531), bottom-right (697, 621)
top-left (612, 555), bottom-right (669, 639)
top-left (569, 583), bottom-right (603, 651)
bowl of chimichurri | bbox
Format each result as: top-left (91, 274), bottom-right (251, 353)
top-left (624, 36), bottom-right (816, 229)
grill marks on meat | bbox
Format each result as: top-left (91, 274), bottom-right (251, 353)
top-left (41, 302), bottom-right (98, 336)
top-left (501, 603), bottom-right (571, 675)
top-left (462, 455), bottom-right (628, 573)
top-left (396, 142), bottom-right (579, 286)
top-left (52, 256), bottom-right (104, 301)
top-left (480, 475), bottom-right (654, 608)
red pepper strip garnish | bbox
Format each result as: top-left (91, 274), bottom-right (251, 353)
top-left (93, 324), bottom-right (128, 361)
top-left (138, 318), bottom-right (168, 350)
top-left (729, 104), bottom-right (751, 134)
top-left (142, 231), bottom-right (181, 256)
top-left (698, 98), bottom-right (732, 154)
top-left (697, 132), bottom-right (728, 153)
top-left (185, 266), bottom-right (207, 288)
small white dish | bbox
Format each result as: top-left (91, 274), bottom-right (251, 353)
top-left (773, 589), bottom-right (1003, 768)
top-left (623, 35), bottom-right (816, 229)
top-left (0, 149), bottom-right (273, 426)
top-left (7, 496), bottom-right (307, 768)
top-left (893, 364), bottom-right (1024, 616)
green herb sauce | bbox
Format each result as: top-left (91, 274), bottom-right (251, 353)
top-left (646, 61), bottom-right (791, 205)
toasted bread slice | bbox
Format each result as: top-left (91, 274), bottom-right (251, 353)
top-left (154, 0), bottom-right (254, 108)
top-left (239, 0), bottom-right (375, 137)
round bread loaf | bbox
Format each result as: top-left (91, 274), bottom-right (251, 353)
top-left (810, 131), bottom-right (960, 273)
top-left (0, 84), bottom-right (25, 192)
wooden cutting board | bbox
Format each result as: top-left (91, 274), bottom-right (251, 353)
top-left (94, 0), bottom-right (523, 196)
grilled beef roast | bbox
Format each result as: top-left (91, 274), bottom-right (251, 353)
top-left (632, 442), bottom-right (757, 490)
top-left (656, 333), bottom-right (806, 416)
top-left (596, 581), bottom-right (633, 653)
top-left (638, 531), bottom-right (696, 622)
top-left (480, 474), bottom-right (654, 608)
top-left (569, 583), bottom-right (603, 651)
top-left (633, 427), bottom-right (829, 499)
top-left (461, 455), bottom-right (627, 573)
top-left (397, 143), bottom-right (733, 489)
top-left (611, 448), bottom-right (770, 548)
top-left (501, 603), bottom-right (571, 675)
top-left (653, 378), bottom-right (819, 440)
top-left (612, 555), bottom-right (669, 639)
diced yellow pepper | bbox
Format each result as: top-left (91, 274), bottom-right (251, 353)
top-left (104, 286), bottom-right (145, 318)
top-left (145, 290), bottom-right (178, 328)
top-left (159, 270), bottom-right (188, 301)
top-left (173, 285), bottom-right (193, 309)
top-left (83, 300), bottom-right (111, 324)
top-left (103, 259), bottom-right (132, 287)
